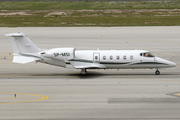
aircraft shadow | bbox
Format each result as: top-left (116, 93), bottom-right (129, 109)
top-left (30, 71), bottom-right (179, 79)
top-left (1, 72), bottom-right (179, 79)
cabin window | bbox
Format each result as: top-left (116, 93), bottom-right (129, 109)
top-left (140, 53), bottom-right (142, 56)
top-left (103, 56), bottom-right (106, 60)
top-left (95, 56), bottom-right (98, 60)
top-left (123, 55), bottom-right (126, 60)
top-left (110, 56), bottom-right (113, 60)
top-left (130, 55), bottom-right (133, 60)
top-left (116, 56), bottom-right (120, 60)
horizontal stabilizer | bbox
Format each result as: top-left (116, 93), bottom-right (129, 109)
top-left (5, 33), bottom-right (24, 37)
top-left (13, 56), bottom-right (40, 64)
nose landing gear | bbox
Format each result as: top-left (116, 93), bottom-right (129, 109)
top-left (155, 70), bottom-right (160, 75)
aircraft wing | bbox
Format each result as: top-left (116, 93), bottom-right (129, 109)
top-left (69, 61), bottom-right (100, 69)
top-left (71, 64), bottom-right (100, 69)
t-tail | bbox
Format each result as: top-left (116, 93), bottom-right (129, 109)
top-left (5, 32), bottom-right (41, 64)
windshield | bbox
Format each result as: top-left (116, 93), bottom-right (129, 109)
top-left (141, 52), bottom-right (155, 57)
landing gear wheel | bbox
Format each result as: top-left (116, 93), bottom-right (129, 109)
top-left (155, 70), bottom-right (160, 75)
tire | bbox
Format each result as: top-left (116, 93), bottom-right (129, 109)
top-left (155, 70), bottom-right (160, 75)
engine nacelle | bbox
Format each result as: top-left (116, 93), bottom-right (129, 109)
top-left (42, 48), bottom-right (75, 60)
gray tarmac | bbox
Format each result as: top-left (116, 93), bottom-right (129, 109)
top-left (0, 27), bottom-right (180, 120)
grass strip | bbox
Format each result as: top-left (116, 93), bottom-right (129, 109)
top-left (0, 1), bottom-right (180, 27)
top-left (0, 1), bottom-right (180, 10)
top-left (0, 10), bottom-right (180, 27)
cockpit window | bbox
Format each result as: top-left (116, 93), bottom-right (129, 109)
top-left (140, 52), bottom-right (154, 57)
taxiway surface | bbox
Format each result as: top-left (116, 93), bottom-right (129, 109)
top-left (0, 27), bottom-right (180, 120)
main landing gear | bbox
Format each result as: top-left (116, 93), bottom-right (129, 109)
top-left (155, 69), bottom-right (160, 75)
top-left (81, 68), bottom-right (87, 75)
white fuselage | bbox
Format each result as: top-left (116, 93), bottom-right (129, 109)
top-left (41, 50), bottom-right (176, 70)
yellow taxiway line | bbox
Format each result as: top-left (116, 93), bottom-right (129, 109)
top-left (0, 92), bottom-right (48, 104)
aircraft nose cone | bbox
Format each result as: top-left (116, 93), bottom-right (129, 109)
top-left (155, 57), bottom-right (176, 67)
top-left (169, 61), bottom-right (177, 67)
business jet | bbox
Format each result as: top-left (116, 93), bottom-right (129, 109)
top-left (5, 32), bottom-right (176, 75)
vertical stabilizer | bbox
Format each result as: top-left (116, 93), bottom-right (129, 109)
top-left (5, 32), bottom-right (41, 53)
